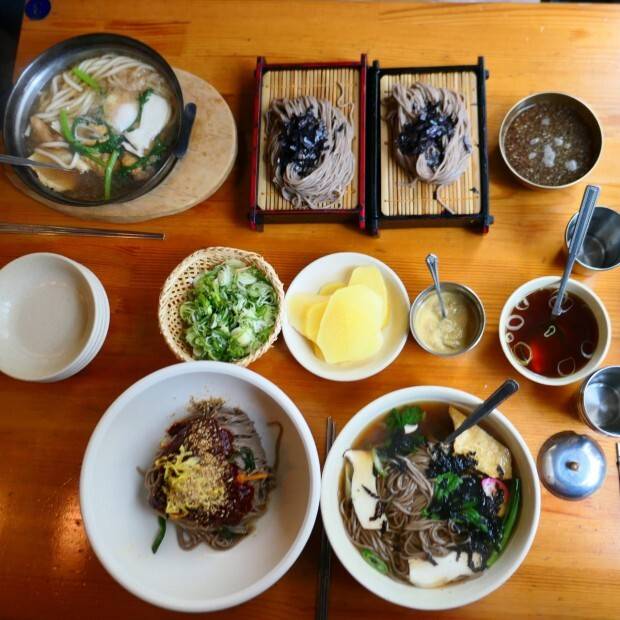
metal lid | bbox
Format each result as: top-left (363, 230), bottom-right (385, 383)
top-left (537, 431), bottom-right (607, 500)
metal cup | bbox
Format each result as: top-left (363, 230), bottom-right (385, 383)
top-left (577, 366), bottom-right (620, 437)
top-left (565, 206), bottom-right (620, 275)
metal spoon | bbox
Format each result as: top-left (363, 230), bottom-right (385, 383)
top-left (425, 253), bottom-right (447, 319)
top-left (442, 379), bottom-right (519, 446)
top-left (0, 153), bottom-right (69, 171)
top-left (551, 184), bottom-right (600, 318)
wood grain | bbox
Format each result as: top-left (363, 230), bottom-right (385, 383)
top-left (0, 2), bottom-right (619, 620)
top-left (5, 69), bottom-right (237, 223)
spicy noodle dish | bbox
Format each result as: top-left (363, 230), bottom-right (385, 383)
top-left (24, 53), bottom-right (179, 202)
top-left (145, 397), bottom-right (282, 553)
top-left (340, 402), bottom-right (520, 588)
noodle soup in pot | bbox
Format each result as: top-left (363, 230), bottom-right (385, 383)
top-left (339, 402), bottom-right (520, 588)
top-left (3, 34), bottom-right (183, 206)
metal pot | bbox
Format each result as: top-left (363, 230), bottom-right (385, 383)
top-left (3, 33), bottom-right (186, 206)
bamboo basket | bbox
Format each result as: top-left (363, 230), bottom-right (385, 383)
top-left (158, 247), bottom-right (285, 366)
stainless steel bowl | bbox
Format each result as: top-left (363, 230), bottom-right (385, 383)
top-left (577, 366), bottom-right (620, 437)
top-left (498, 92), bottom-right (603, 190)
top-left (565, 206), bottom-right (620, 275)
top-left (3, 33), bottom-right (184, 206)
top-left (409, 282), bottom-right (486, 357)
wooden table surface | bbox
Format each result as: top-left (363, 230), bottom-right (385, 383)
top-left (1, 2), bottom-right (619, 619)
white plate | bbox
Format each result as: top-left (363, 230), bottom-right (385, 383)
top-left (80, 362), bottom-right (321, 612)
top-left (282, 253), bottom-right (410, 381)
top-left (321, 386), bottom-right (541, 610)
top-left (0, 253), bottom-right (97, 381)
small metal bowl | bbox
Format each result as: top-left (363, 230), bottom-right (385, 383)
top-left (409, 282), bottom-right (486, 357)
top-left (577, 366), bottom-right (620, 437)
top-left (498, 92), bottom-right (603, 190)
top-left (3, 33), bottom-right (185, 207)
top-left (565, 206), bottom-right (620, 275)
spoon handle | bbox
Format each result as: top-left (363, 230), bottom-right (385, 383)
top-left (0, 153), bottom-right (66, 171)
top-left (442, 379), bottom-right (519, 445)
top-left (552, 184), bottom-right (600, 318)
top-left (425, 253), bottom-right (447, 319)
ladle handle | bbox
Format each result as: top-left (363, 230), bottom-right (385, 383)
top-left (425, 253), bottom-right (447, 319)
top-left (552, 184), bottom-right (599, 318)
top-left (442, 379), bottom-right (519, 446)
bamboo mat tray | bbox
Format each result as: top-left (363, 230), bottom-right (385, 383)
top-left (6, 69), bottom-right (237, 224)
top-left (257, 67), bottom-right (359, 212)
top-left (379, 70), bottom-right (481, 217)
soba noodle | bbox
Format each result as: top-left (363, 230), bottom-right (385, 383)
top-left (145, 399), bottom-right (281, 551)
top-left (340, 445), bottom-right (467, 582)
top-left (385, 82), bottom-right (472, 212)
top-left (267, 95), bottom-right (355, 209)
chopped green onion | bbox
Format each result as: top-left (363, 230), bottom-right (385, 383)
top-left (71, 67), bottom-right (101, 92)
top-left (151, 516), bottom-right (166, 554)
top-left (103, 149), bottom-right (120, 200)
top-left (487, 478), bottom-right (521, 567)
top-left (371, 448), bottom-right (386, 477)
top-left (361, 548), bottom-right (389, 575)
top-left (59, 109), bottom-right (73, 143)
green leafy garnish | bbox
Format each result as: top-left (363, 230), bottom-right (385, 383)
top-left (71, 67), bottom-right (102, 92)
top-left (434, 472), bottom-right (463, 502)
top-left (103, 149), bottom-right (120, 200)
top-left (487, 479), bottom-right (521, 566)
top-left (179, 259), bottom-right (278, 362)
top-left (239, 447), bottom-right (256, 472)
top-left (119, 139), bottom-right (167, 175)
top-left (456, 500), bottom-right (489, 534)
top-left (127, 88), bottom-right (154, 132)
top-left (59, 109), bottom-right (106, 168)
top-left (386, 406), bottom-right (424, 432)
top-left (151, 516), bottom-right (166, 554)
top-left (360, 548), bottom-right (389, 575)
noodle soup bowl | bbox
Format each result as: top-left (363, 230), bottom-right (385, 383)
top-left (80, 362), bottom-right (321, 612)
top-left (499, 276), bottom-right (611, 387)
top-left (320, 386), bottom-right (541, 610)
top-left (3, 33), bottom-right (184, 206)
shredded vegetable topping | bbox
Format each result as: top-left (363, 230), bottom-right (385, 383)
top-left (179, 259), bottom-right (278, 362)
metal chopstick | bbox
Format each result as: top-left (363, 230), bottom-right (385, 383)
top-left (316, 417), bottom-right (336, 620)
top-left (0, 222), bottom-right (165, 240)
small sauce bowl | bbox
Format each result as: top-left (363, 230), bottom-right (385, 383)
top-left (409, 282), bottom-right (485, 357)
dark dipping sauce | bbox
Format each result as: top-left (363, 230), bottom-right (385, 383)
top-left (505, 287), bottom-right (598, 378)
top-left (149, 414), bottom-right (255, 527)
top-left (504, 102), bottom-right (594, 186)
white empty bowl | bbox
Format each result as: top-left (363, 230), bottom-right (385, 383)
top-left (321, 386), bottom-right (541, 610)
top-left (282, 252), bottom-right (410, 381)
top-left (80, 361), bottom-right (321, 612)
top-left (0, 253), bottom-right (109, 382)
top-left (499, 276), bottom-right (611, 386)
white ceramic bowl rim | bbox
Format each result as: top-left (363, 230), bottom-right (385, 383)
top-left (499, 276), bottom-right (611, 386)
top-left (320, 385), bottom-right (541, 610)
top-left (282, 252), bottom-right (410, 382)
top-left (80, 361), bottom-right (321, 612)
top-left (0, 252), bottom-right (103, 381)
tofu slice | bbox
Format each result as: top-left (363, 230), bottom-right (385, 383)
top-left (408, 551), bottom-right (482, 588)
top-left (344, 450), bottom-right (387, 530)
top-left (449, 406), bottom-right (512, 479)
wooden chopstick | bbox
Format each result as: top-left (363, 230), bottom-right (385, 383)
top-left (316, 417), bottom-right (336, 620)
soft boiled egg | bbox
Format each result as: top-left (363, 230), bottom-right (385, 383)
top-left (344, 450), bottom-right (387, 531)
top-left (124, 93), bottom-right (171, 156)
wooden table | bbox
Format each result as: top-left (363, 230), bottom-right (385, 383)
top-left (1, 2), bottom-right (619, 619)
